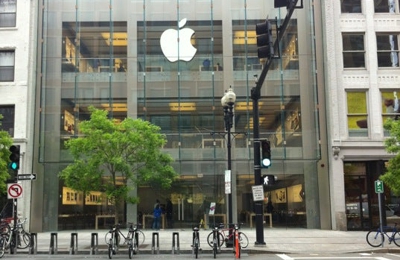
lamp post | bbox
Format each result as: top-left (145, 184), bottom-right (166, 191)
top-left (221, 87), bottom-right (236, 246)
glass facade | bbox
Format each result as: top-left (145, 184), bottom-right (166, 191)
top-left (35, 0), bottom-right (321, 231)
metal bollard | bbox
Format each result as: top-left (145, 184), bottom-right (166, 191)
top-left (172, 232), bottom-right (180, 254)
top-left (151, 232), bottom-right (159, 254)
top-left (90, 233), bottom-right (98, 255)
top-left (29, 233), bottom-right (37, 255)
top-left (49, 232), bottom-right (58, 254)
top-left (69, 232), bottom-right (78, 255)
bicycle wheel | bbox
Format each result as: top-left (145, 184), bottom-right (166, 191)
top-left (207, 232), bottom-right (224, 248)
top-left (0, 235), bottom-right (6, 258)
top-left (128, 245), bottom-right (133, 259)
top-left (137, 230), bottom-right (145, 245)
top-left (108, 241), bottom-right (113, 259)
top-left (238, 232), bottom-right (249, 248)
top-left (393, 231), bottom-right (400, 246)
top-left (194, 238), bottom-right (199, 259)
top-left (213, 238), bottom-right (217, 258)
top-left (17, 232), bottom-right (30, 249)
top-left (366, 230), bottom-right (384, 247)
top-left (133, 235), bottom-right (138, 254)
top-left (105, 232), bottom-right (112, 245)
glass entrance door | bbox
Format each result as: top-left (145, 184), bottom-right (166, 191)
top-left (345, 163), bottom-right (370, 230)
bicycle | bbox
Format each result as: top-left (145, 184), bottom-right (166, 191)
top-left (105, 224), bottom-right (121, 259)
top-left (0, 222), bottom-right (11, 258)
top-left (207, 223), bottom-right (249, 249)
top-left (126, 223), bottom-right (142, 259)
top-left (192, 226), bottom-right (200, 259)
top-left (105, 223), bottom-right (145, 259)
top-left (211, 225), bottom-right (220, 258)
top-left (366, 223), bottom-right (400, 247)
top-left (14, 218), bottom-right (30, 249)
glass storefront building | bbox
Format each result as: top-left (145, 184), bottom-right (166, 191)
top-left (32, 0), bottom-right (326, 231)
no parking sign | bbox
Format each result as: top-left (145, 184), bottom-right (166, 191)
top-left (7, 183), bottom-right (23, 199)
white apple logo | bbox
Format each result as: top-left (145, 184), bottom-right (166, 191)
top-left (160, 18), bottom-right (197, 62)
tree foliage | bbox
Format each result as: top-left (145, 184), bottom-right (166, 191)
top-left (0, 114), bottom-right (13, 193)
top-left (381, 118), bottom-right (400, 195)
top-left (59, 107), bottom-right (178, 219)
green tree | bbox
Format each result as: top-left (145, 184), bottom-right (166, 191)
top-left (59, 107), bottom-right (177, 222)
top-left (0, 114), bottom-right (13, 192)
top-left (381, 118), bottom-right (400, 195)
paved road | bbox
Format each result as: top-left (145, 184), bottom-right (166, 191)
top-left (3, 253), bottom-right (400, 259)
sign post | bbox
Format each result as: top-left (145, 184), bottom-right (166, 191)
top-left (375, 180), bottom-right (384, 247)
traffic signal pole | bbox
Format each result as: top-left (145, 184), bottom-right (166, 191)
top-left (251, 0), bottom-right (302, 246)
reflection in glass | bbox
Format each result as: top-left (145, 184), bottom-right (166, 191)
top-left (343, 34), bottom-right (365, 68)
top-left (341, 0), bottom-right (362, 13)
top-left (347, 91), bottom-right (368, 137)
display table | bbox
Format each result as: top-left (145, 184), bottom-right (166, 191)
top-left (204, 213), bottom-right (226, 228)
top-left (248, 212), bottom-right (272, 228)
top-left (142, 214), bottom-right (165, 229)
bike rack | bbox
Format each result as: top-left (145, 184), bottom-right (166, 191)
top-left (69, 232), bottom-right (78, 255)
top-left (151, 232), bottom-right (159, 254)
top-left (90, 232), bottom-right (98, 255)
top-left (49, 232), bottom-right (58, 254)
top-left (172, 232), bottom-right (180, 254)
top-left (29, 232), bottom-right (37, 255)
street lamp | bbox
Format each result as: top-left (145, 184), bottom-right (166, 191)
top-left (221, 87), bottom-right (236, 247)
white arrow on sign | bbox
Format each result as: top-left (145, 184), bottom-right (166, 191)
top-left (17, 174), bottom-right (37, 181)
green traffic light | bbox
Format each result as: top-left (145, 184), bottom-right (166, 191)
top-left (9, 162), bottom-right (18, 170)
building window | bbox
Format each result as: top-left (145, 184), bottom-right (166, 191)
top-left (0, 0), bottom-right (16, 27)
top-left (341, 0), bottom-right (361, 13)
top-left (381, 90), bottom-right (400, 136)
top-left (375, 0), bottom-right (399, 13)
top-left (343, 34), bottom-right (365, 68)
top-left (347, 91), bottom-right (368, 137)
top-left (0, 50), bottom-right (15, 82)
top-left (377, 33), bottom-right (399, 67)
top-left (0, 105), bottom-right (14, 137)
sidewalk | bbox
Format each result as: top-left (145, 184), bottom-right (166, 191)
top-left (19, 228), bottom-right (400, 255)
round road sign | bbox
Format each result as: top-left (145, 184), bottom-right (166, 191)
top-left (7, 183), bottom-right (23, 199)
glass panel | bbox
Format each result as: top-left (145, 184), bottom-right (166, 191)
top-left (0, 0), bottom-right (16, 27)
top-left (377, 33), bottom-right (399, 67)
top-left (38, 0), bottom-right (321, 231)
top-left (0, 50), bottom-right (14, 81)
top-left (0, 105), bottom-right (14, 136)
top-left (347, 91), bottom-right (368, 137)
top-left (341, 0), bottom-right (362, 13)
top-left (345, 162), bottom-right (368, 230)
top-left (375, 0), bottom-right (393, 13)
top-left (381, 90), bottom-right (400, 136)
top-left (343, 34), bottom-right (365, 68)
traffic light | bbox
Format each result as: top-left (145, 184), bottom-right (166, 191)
top-left (261, 140), bottom-right (271, 168)
top-left (9, 145), bottom-right (20, 171)
top-left (256, 20), bottom-right (274, 59)
top-left (262, 175), bottom-right (276, 186)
